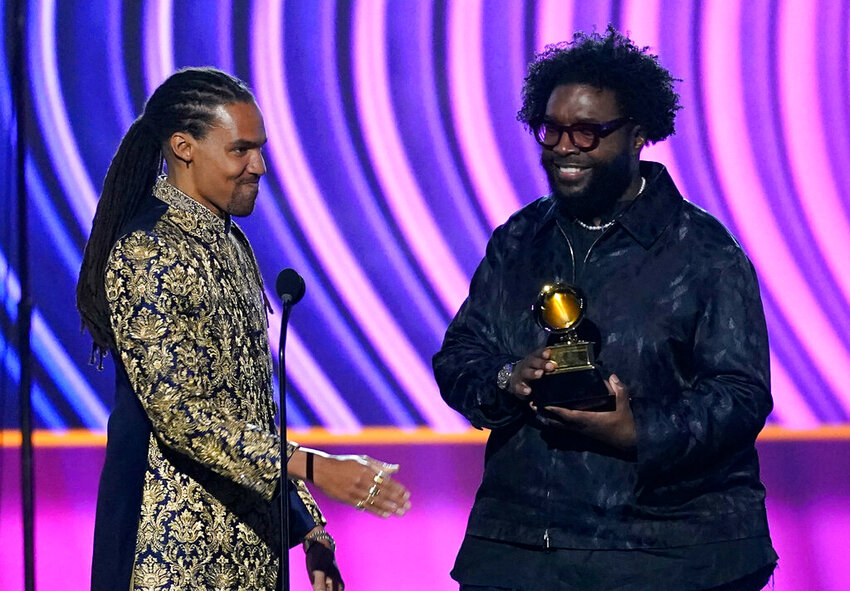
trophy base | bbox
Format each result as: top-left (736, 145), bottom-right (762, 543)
top-left (532, 366), bottom-right (614, 412)
top-left (548, 341), bottom-right (596, 371)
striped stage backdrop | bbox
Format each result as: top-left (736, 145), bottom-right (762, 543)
top-left (1, 1), bottom-right (849, 590)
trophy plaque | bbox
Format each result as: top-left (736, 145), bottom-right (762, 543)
top-left (531, 283), bottom-right (614, 411)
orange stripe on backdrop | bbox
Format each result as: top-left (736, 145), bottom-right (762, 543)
top-left (2, 426), bottom-right (850, 448)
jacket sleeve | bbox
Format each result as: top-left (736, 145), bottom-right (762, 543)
top-left (631, 254), bottom-right (773, 478)
top-left (433, 227), bottom-right (528, 429)
top-left (287, 479), bottom-right (325, 544)
top-left (105, 230), bottom-right (323, 526)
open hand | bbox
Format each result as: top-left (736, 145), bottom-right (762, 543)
top-left (531, 374), bottom-right (637, 451)
top-left (303, 451), bottom-right (411, 517)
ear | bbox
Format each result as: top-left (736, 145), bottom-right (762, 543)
top-left (632, 125), bottom-right (646, 155)
top-left (632, 125), bottom-right (647, 153)
top-left (168, 132), bottom-right (195, 167)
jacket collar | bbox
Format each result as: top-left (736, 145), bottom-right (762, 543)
top-left (153, 176), bottom-right (232, 238)
top-left (535, 161), bottom-right (682, 250)
top-left (617, 161), bottom-right (682, 249)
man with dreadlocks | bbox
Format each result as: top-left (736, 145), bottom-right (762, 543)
top-left (434, 27), bottom-right (777, 591)
top-left (78, 68), bottom-right (410, 591)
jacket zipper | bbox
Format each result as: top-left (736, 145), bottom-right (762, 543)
top-left (556, 221), bottom-right (577, 284)
top-left (547, 220), bottom-right (613, 551)
top-left (543, 456), bottom-right (555, 550)
top-left (584, 230), bottom-right (607, 270)
top-left (556, 219), bottom-right (612, 283)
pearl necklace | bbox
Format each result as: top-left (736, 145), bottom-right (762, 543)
top-left (574, 176), bottom-right (646, 231)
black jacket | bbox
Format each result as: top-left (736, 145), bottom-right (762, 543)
top-left (433, 162), bottom-right (773, 550)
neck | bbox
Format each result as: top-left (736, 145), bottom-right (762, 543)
top-left (165, 169), bottom-right (225, 218)
top-left (622, 173), bottom-right (645, 203)
top-left (573, 174), bottom-right (646, 228)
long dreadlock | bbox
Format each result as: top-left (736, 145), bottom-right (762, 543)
top-left (76, 67), bottom-right (254, 362)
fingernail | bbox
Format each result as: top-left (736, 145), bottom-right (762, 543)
top-left (611, 374), bottom-right (620, 384)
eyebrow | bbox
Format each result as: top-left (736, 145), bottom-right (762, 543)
top-left (542, 117), bottom-right (603, 126)
top-left (227, 138), bottom-right (268, 150)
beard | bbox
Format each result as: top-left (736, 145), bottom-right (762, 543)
top-left (226, 178), bottom-right (261, 217)
top-left (544, 150), bottom-right (633, 223)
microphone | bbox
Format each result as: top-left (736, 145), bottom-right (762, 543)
top-left (274, 268), bottom-right (304, 591)
top-left (276, 268), bottom-right (305, 305)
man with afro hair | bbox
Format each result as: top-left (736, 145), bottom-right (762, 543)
top-left (434, 27), bottom-right (777, 591)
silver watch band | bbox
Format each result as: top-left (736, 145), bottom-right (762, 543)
top-left (496, 362), bottom-right (514, 390)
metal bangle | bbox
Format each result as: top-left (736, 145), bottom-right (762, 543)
top-left (302, 529), bottom-right (336, 553)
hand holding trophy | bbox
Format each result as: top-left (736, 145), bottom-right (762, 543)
top-left (532, 282), bottom-right (614, 412)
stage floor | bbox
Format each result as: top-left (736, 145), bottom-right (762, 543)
top-left (2, 440), bottom-right (848, 590)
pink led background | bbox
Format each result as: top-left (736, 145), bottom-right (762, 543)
top-left (3, 442), bottom-right (850, 589)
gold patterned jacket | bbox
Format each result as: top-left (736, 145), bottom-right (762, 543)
top-left (92, 177), bottom-right (323, 591)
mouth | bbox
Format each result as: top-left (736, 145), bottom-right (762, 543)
top-left (239, 181), bottom-right (261, 195)
top-left (239, 174), bottom-right (262, 185)
top-left (552, 163), bottom-right (590, 181)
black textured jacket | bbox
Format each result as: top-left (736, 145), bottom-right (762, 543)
top-left (433, 162), bottom-right (773, 550)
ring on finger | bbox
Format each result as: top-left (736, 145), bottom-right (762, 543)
top-left (372, 471), bottom-right (385, 485)
top-left (368, 484), bottom-right (381, 497)
top-left (355, 498), bottom-right (367, 510)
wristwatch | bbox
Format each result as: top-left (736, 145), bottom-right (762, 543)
top-left (496, 362), bottom-right (515, 391)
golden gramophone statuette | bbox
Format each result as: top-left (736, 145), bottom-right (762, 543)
top-left (532, 283), bottom-right (614, 411)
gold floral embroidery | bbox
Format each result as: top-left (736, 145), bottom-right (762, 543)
top-left (107, 178), bottom-right (324, 590)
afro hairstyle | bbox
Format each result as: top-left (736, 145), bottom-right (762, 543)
top-left (517, 25), bottom-right (681, 144)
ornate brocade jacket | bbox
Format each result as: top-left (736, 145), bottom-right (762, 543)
top-left (91, 177), bottom-right (323, 591)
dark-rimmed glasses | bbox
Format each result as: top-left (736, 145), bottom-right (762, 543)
top-left (532, 117), bottom-right (632, 152)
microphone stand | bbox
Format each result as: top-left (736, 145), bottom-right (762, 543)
top-left (277, 298), bottom-right (294, 591)
top-left (12, 4), bottom-right (35, 591)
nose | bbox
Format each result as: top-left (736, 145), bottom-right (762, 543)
top-left (553, 131), bottom-right (579, 155)
top-left (248, 150), bottom-right (266, 176)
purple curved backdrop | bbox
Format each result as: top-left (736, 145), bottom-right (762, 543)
top-left (2, 0), bottom-right (849, 433)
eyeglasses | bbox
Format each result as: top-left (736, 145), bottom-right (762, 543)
top-left (532, 117), bottom-right (632, 152)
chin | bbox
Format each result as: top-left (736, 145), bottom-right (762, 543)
top-left (555, 182), bottom-right (591, 202)
top-left (227, 189), bottom-right (259, 217)
top-left (547, 172), bottom-right (590, 203)
top-left (229, 205), bottom-right (256, 218)
top-left (545, 163), bottom-right (630, 221)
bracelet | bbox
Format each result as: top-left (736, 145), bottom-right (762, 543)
top-left (302, 530), bottom-right (336, 553)
top-left (306, 451), bottom-right (315, 483)
top-left (496, 362), bottom-right (515, 391)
